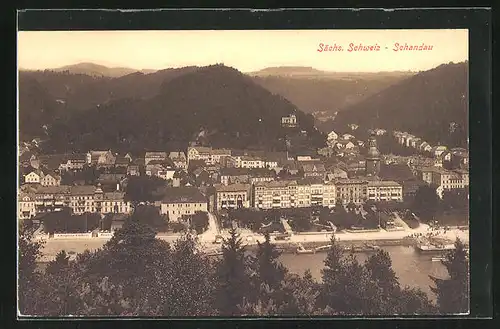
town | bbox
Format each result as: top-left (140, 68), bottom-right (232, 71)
top-left (18, 118), bottom-right (469, 248)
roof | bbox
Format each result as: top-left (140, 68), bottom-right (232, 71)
top-left (211, 148), bottom-right (232, 155)
top-left (241, 155), bottom-right (263, 161)
top-left (25, 169), bottom-right (43, 177)
top-left (334, 178), bottom-right (367, 185)
top-left (220, 168), bottom-right (251, 176)
top-left (35, 185), bottom-right (71, 195)
top-left (214, 183), bottom-right (251, 192)
top-left (70, 185), bottom-right (97, 195)
top-left (301, 162), bottom-right (326, 172)
top-left (145, 152), bottom-right (167, 158)
top-left (103, 192), bottom-right (125, 200)
top-left (67, 153), bottom-right (87, 161)
top-left (115, 156), bottom-right (130, 165)
top-left (379, 164), bottom-right (414, 182)
top-left (254, 180), bottom-right (297, 188)
top-left (367, 180), bottom-right (401, 187)
top-left (189, 146), bottom-right (212, 154)
top-left (43, 172), bottom-right (61, 180)
top-left (169, 151), bottom-right (186, 160)
top-left (298, 177), bottom-right (324, 185)
top-left (98, 174), bottom-right (126, 182)
top-left (161, 187), bottom-right (207, 204)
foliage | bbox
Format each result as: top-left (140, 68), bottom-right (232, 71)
top-left (323, 62), bottom-right (468, 148)
top-left (214, 227), bottom-right (251, 315)
top-left (42, 210), bottom-right (101, 234)
top-left (190, 211), bottom-right (209, 234)
top-left (412, 185), bottom-right (440, 222)
top-left (18, 223), bottom-right (45, 315)
top-left (430, 238), bottom-right (469, 314)
top-left (441, 189), bottom-right (469, 213)
top-left (123, 175), bottom-right (167, 205)
top-left (129, 204), bottom-right (169, 232)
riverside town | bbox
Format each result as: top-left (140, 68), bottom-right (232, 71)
top-left (17, 28), bottom-right (470, 317)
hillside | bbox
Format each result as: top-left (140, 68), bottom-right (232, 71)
top-left (19, 67), bottom-right (199, 113)
top-left (44, 64), bottom-right (325, 154)
top-left (18, 77), bottom-right (64, 141)
top-left (51, 62), bottom-right (154, 77)
top-left (319, 62), bottom-right (468, 148)
top-left (252, 74), bottom-right (411, 114)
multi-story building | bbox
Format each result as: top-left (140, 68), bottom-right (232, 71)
top-left (281, 114), bottom-right (297, 127)
top-left (69, 186), bottom-right (97, 214)
top-left (253, 180), bottom-right (298, 209)
top-left (214, 183), bottom-right (252, 211)
top-left (322, 181), bottom-right (336, 207)
top-left (145, 152), bottom-right (168, 165)
top-left (40, 173), bottom-right (61, 187)
top-left (59, 154), bottom-right (87, 171)
top-left (33, 186), bottom-right (71, 214)
top-left (98, 190), bottom-right (132, 214)
top-left (18, 192), bottom-right (36, 219)
top-left (240, 156), bottom-right (266, 169)
top-left (248, 169), bottom-right (276, 184)
top-left (187, 146), bottom-right (231, 165)
top-left (160, 187), bottom-right (208, 221)
top-left (366, 181), bottom-right (403, 202)
top-left (301, 162), bottom-right (327, 180)
top-left (87, 150), bottom-right (116, 166)
top-left (335, 179), bottom-right (367, 205)
top-left (296, 182), bottom-right (311, 208)
top-left (416, 167), bottom-right (469, 198)
top-left (169, 151), bottom-right (188, 170)
top-left (24, 170), bottom-right (43, 184)
top-left (219, 168), bottom-right (250, 186)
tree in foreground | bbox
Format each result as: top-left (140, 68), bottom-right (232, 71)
top-left (214, 227), bottom-right (251, 315)
top-left (430, 238), bottom-right (469, 314)
top-left (18, 223), bottom-right (45, 315)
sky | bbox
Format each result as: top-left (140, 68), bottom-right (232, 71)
top-left (17, 29), bottom-right (468, 73)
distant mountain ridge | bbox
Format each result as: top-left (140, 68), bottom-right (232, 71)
top-left (320, 62), bottom-right (468, 148)
top-left (42, 64), bottom-right (325, 154)
top-left (47, 62), bottom-right (157, 77)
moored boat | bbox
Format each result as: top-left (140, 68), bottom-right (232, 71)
top-left (296, 243), bottom-right (315, 254)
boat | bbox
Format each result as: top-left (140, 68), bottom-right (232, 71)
top-left (363, 243), bottom-right (381, 250)
top-left (416, 243), bottom-right (456, 253)
top-left (431, 256), bottom-right (446, 262)
top-left (314, 245), bottom-right (332, 253)
top-left (296, 243), bottom-right (315, 254)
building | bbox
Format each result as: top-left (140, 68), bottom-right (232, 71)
top-left (281, 114), bottom-right (297, 127)
top-left (187, 147), bottom-right (231, 165)
top-left (335, 179), bottom-right (367, 205)
top-left (33, 185), bottom-right (71, 214)
top-left (214, 183), bottom-right (252, 211)
top-left (18, 192), bottom-right (36, 219)
top-left (69, 186), bottom-right (97, 214)
top-left (253, 180), bottom-right (298, 209)
top-left (301, 162), bottom-right (327, 180)
top-left (249, 169), bottom-right (276, 184)
top-left (431, 146), bottom-right (448, 158)
top-left (327, 131), bottom-right (339, 141)
top-left (87, 150), bottom-right (116, 166)
top-left (365, 132), bottom-right (381, 178)
top-left (169, 151), bottom-right (188, 170)
top-left (322, 182), bottom-right (336, 207)
top-left (326, 167), bottom-right (348, 181)
top-left (100, 191), bottom-right (132, 214)
top-left (342, 133), bottom-right (355, 140)
top-left (40, 173), bottom-right (61, 187)
top-left (59, 154), bottom-right (87, 171)
top-left (219, 168), bottom-right (251, 186)
top-left (160, 187), bottom-right (208, 221)
top-left (366, 180), bottom-right (403, 202)
top-left (416, 167), bottom-right (469, 198)
top-left (145, 152), bottom-right (168, 165)
top-left (24, 170), bottom-right (43, 184)
top-left (127, 165), bottom-right (140, 176)
top-left (240, 156), bottom-right (266, 169)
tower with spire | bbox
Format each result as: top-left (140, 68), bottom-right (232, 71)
top-left (365, 131), bottom-right (381, 178)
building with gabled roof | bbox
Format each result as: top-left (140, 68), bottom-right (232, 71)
top-left (160, 187), bottom-right (208, 221)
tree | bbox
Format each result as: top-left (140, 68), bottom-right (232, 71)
top-left (441, 188), bottom-right (468, 213)
top-left (45, 250), bottom-right (70, 275)
top-left (430, 238), bottom-right (469, 314)
top-left (214, 227), bottom-right (251, 315)
top-left (412, 185), bottom-right (440, 222)
top-left (18, 223), bottom-right (45, 315)
top-left (190, 211), bottom-right (209, 234)
top-left (124, 175), bottom-right (166, 206)
top-left (130, 204), bottom-right (169, 232)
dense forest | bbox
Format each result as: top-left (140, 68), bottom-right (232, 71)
top-left (20, 65), bottom-right (325, 154)
top-left (19, 218), bottom-right (469, 317)
top-left (320, 62), bottom-right (468, 148)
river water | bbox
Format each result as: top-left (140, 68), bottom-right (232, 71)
top-left (279, 245), bottom-right (448, 300)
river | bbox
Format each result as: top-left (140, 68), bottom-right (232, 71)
top-left (279, 245), bottom-right (448, 300)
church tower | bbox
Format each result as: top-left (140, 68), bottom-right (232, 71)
top-left (365, 132), bottom-right (381, 178)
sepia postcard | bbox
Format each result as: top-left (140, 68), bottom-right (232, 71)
top-left (16, 10), bottom-right (481, 319)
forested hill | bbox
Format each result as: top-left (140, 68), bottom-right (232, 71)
top-left (44, 64), bottom-right (325, 154)
top-left (319, 62), bottom-right (468, 148)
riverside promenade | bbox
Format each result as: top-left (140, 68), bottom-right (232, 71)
top-left (38, 214), bottom-right (469, 262)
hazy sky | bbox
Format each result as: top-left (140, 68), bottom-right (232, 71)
top-left (17, 29), bottom-right (468, 72)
